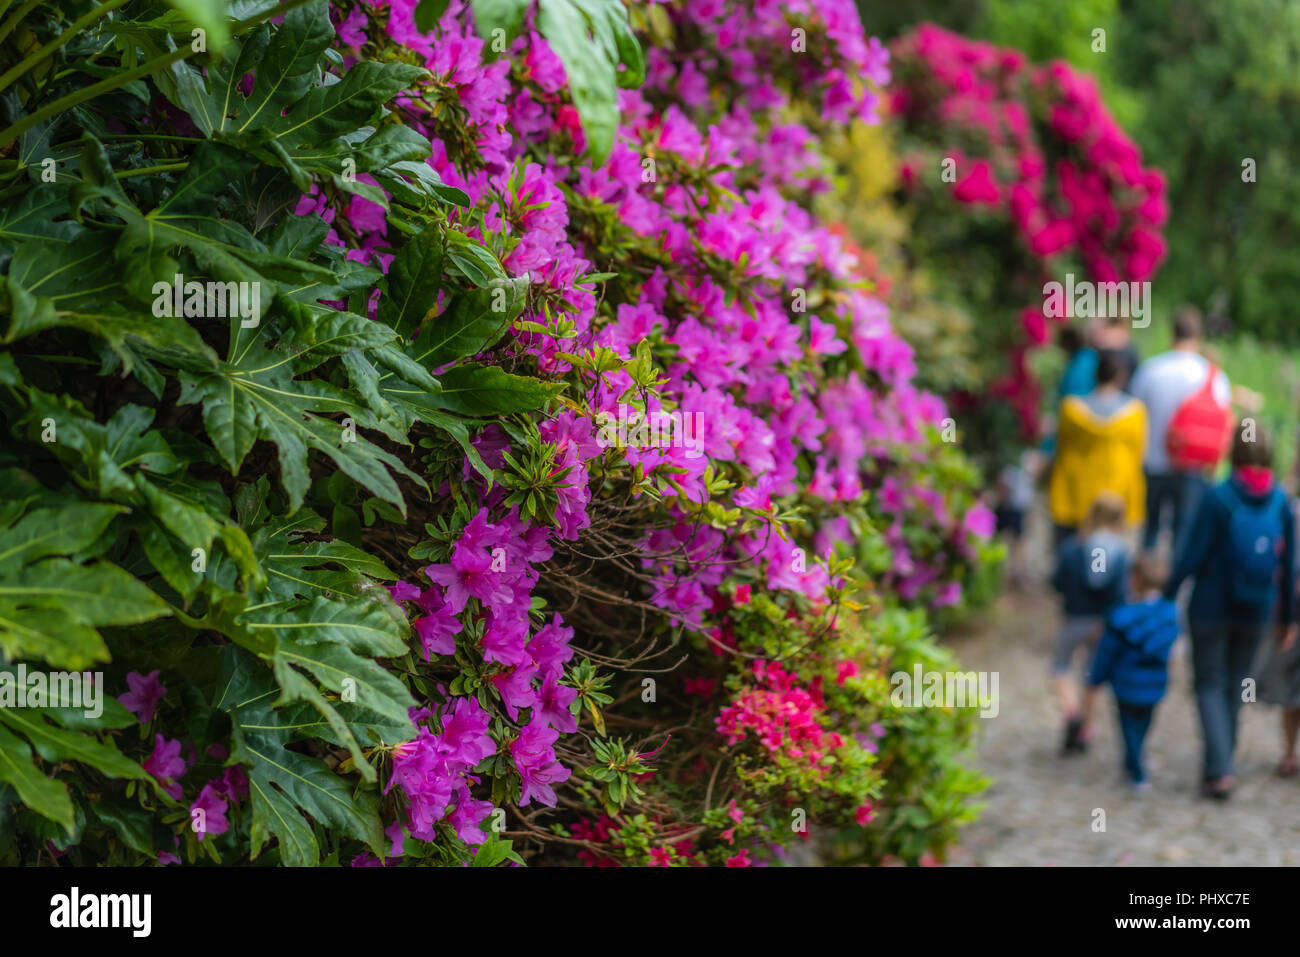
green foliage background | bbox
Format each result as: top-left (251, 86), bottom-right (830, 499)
top-left (859, 0), bottom-right (1300, 344)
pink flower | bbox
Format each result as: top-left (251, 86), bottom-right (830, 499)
top-left (413, 597), bottom-right (461, 660)
top-left (143, 735), bottom-right (186, 800)
top-left (119, 670), bottom-right (166, 724)
top-left (510, 717), bottom-right (571, 808)
top-left (952, 160), bottom-right (1000, 205)
top-left (649, 846), bottom-right (674, 866)
top-left (190, 784), bottom-right (229, 841)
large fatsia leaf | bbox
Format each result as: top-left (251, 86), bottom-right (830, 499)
top-left (0, 667), bottom-right (152, 836)
top-left (0, 706), bottom-right (149, 783)
top-left (177, 324), bottom-right (425, 513)
top-left (8, 389), bottom-right (260, 599)
top-left (215, 646), bottom-right (387, 865)
top-left (68, 136), bottom-right (331, 306)
top-left (405, 284), bottom-right (524, 370)
top-left (0, 184), bottom-right (82, 248)
top-left (167, 0), bottom-right (426, 155)
top-left (271, 60), bottom-right (429, 148)
top-left (248, 508), bottom-right (398, 600)
top-left (2, 234), bottom-right (220, 393)
top-left (0, 503), bottom-right (170, 670)
top-left (189, 493), bottom-right (416, 781)
top-left (222, 594), bottom-right (415, 780)
top-left (240, 1), bottom-right (333, 131)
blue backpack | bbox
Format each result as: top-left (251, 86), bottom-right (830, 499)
top-left (1219, 482), bottom-right (1285, 605)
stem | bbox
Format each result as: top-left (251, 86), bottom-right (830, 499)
top-left (114, 162), bottom-right (188, 179)
top-left (0, 0), bottom-right (317, 149)
top-left (0, 0), bottom-right (40, 48)
top-left (101, 133), bottom-right (203, 143)
top-left (0, 0), bottom-right (131, 97)
top-left (0, 45), bottom-right (193, 148)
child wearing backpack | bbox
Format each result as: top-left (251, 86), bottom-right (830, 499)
top-left (1081, 554), bottom-right (1180, 793)
top-left (1165, 423), bottom-right (1299, 800)
top-left (1050, 491), bottom-right (1131, 755)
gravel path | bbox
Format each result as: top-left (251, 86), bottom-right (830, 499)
top-left (944, 512), bottom-right (1300, 867)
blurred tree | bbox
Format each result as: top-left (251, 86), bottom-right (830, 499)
top-left (1109, 0), bottom-right (1300, 342)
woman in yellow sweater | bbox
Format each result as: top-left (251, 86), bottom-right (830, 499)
top-left (1049, 352), bottom-right (1148, 549)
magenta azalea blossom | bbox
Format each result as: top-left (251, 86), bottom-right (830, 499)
top-left (189, 784), bottom-right (229, 842)
top-left (142, 734), bottom-right (186, 801)
top-left (119, 670), bottom-right (166, 724)
top-left (510, 717), bottom-right (571, 808)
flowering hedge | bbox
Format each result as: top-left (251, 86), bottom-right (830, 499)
top-left (888, 23), bottom-right (1168, 444)
top-left (0, 0), bottom-right (992, 867)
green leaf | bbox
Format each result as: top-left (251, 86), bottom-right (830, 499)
top-left (178, 335), bottom-right (423, 513)
top-left (272, 61), bottom-right (428, 148)
top-left (407, 280), bottom-right (525, 369)
top-left (0, 504), bottom-right (124, 572)
top-left (0, 560), bottom-right (171, 668)
top-left (168, 27), bottom-right (273, 137)
top-left (373, 159), bottom-right (471, 207)
top-left (240, 595), bottom-right (408, 659)
top-left (416, 362), bottom-right (564, 415)
top-left (0, 724), bottom-right (73, 834)
top-left (0, 503), bottom-right (170, 669)
top-left (536, 0), bottom-right (643, 165)
top-left (91, 799), bottom-right (156, 855)
top-left (380, 226), bottom-right (443, 340)
top-left (164, 0), bottom-right (233, 53)
top-left (0, 186), bottom-right (81, 246)
top-left (217, 647), bottom-right (389, 864)
top-left (470, 830), bottom-right (526, 866)
top-left (240, 0), bottom-right (333, 132)
top-left (470, 0), bottom-right (530, 48)
top-left (0, 710), bottom-right (148, 782)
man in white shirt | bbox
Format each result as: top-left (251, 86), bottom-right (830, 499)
top-left (1129, 307), bottom-right (1231, 554)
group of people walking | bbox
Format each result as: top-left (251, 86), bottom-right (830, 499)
top-left (999, 308), bottom-right (1300, 799)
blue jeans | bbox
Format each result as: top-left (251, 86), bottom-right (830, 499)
top-left (1143, 469), bottom-right (1204, 553)
top-left (1116, 700), bottom-right (1155, 783)
top-left (1189, 619), bottom-right (1268, 780)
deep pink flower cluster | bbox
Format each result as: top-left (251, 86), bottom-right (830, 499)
top-left (890, 24), bottom-right (1168, 433)
top-left (716, 660), bottom-right (844, 767)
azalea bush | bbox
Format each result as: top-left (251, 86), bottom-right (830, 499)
top-left (0, 0), bottom-right (992, 867)
top-left (886, 23), bottom-right (1168, 456)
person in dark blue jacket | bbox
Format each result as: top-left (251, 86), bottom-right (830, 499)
top-left (1082, 554), bottom-right (1180, 791)
top-left (1164, 423), bottom-right (1299, 800)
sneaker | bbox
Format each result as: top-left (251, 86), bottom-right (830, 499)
top-left (1200, 777), bottom-right (1234, 801)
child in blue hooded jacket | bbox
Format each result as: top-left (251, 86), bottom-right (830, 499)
top-left (1082, 553), bottom-right (1180, 791)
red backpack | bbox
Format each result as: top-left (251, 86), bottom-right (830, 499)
top-left (1165, 363), bottom-right (1232, 469)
